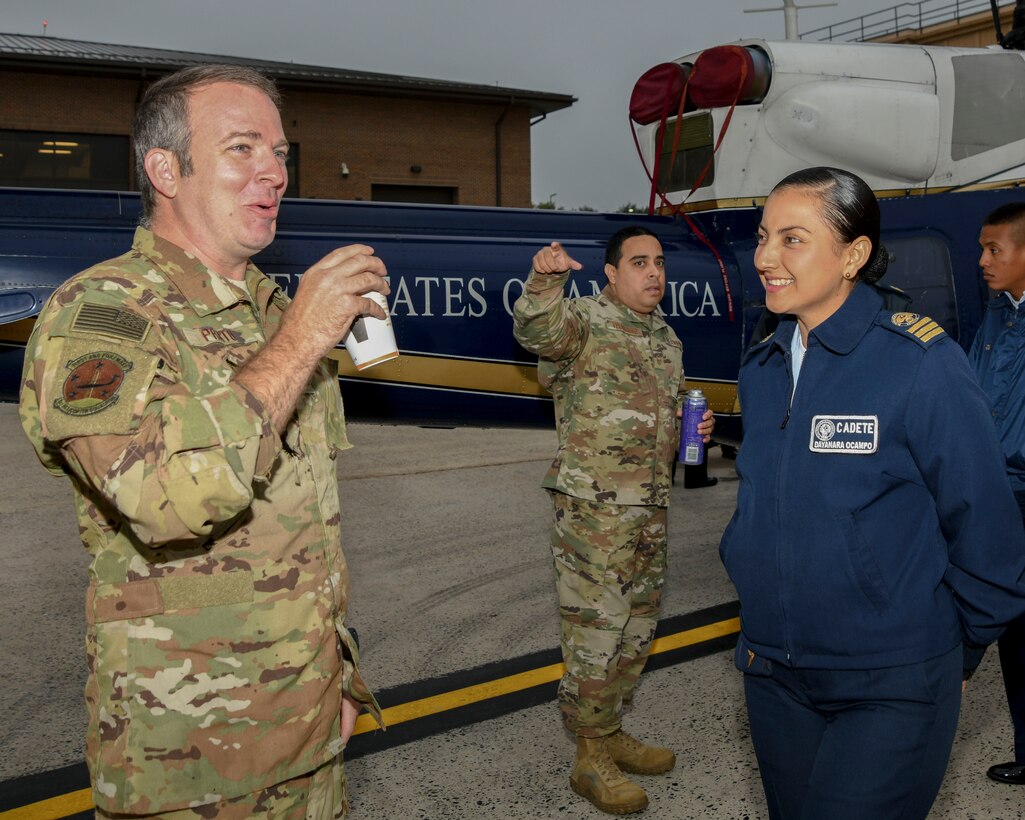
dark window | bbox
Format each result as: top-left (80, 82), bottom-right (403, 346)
top-left (372, 184), bottom-right (456, 204)
top-left (0, 130), bottom-right (129, 190)
top-left (0, 131), bottom-right (299, 196)
top-left (951, 54), bottom-right (1025, 161)
top-left (656, 113), bottom-right (714, 192)
top-left (882, 235), bottom-right (959, 340)
top-left (284, 143), bottom-right (299, 198)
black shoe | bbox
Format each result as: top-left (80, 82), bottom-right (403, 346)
top-left (987, 762), bottom-right (1025, 784)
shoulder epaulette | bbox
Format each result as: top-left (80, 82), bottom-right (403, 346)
top-left (880, 312), bottom-right (946, 347)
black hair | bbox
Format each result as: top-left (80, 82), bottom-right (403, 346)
top-left (983, 202), bottom-right (1025, 246)
top-left (770, 167), bottom-right (888, 284)
top-left (605, 225), bottom-right (660, 267)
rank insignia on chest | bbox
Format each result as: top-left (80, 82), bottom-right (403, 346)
top-left (808, 415), bottom-right (879, 455)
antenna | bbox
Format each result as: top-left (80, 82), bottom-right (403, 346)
top-left (745, 0), bottom-right (837, 40)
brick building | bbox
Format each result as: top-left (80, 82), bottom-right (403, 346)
top-left (0, 33), bottom-right (574, 207)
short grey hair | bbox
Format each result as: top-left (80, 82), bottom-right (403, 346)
top-left (133, 64), bottom-right (281, 226)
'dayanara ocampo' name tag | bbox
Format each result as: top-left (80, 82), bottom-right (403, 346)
top-left (809, 415), bottom-right (878, 455)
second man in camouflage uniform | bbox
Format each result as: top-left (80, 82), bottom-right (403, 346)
top-left (513, 227), bottom-right (712, 814)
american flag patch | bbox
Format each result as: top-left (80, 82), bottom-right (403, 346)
top-left (72, 303), bottom-right (150, 343)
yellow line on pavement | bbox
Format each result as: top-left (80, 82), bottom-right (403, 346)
top-left (650, 616), bottom-right (740, 655)
top-left (353, 616), bottom-right (740, 734)
top-left (0, 788), bottom-right (93, 819)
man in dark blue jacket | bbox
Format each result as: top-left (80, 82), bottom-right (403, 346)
top-left (969, 201), bottom-right (1025, 785)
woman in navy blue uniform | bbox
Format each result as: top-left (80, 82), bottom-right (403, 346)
top-left (720, 167), bottom-right (1025, 819)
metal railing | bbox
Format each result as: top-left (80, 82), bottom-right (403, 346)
top-left (800, 0), bottom-right (1002, 41)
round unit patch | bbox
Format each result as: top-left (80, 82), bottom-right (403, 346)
top-left (814, 418), bottom-right (836, 442)
top-left (891, 312), bottom-right (921, 327)
top-left (54, 351), bottom-right (134, 416)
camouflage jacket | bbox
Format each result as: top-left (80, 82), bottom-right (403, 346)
top-left (513, 269), bottom-right (684, 507)
top-left (19, 228), bottom-right (380, 814)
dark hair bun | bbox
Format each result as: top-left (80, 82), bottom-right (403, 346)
top-left (860, 242), bottom-right (889, 284)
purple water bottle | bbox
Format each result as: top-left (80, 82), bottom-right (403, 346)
top-left (680, 389), bottom-right (707, 465)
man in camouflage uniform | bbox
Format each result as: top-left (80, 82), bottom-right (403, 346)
top-left (19, 65), bottom-right (386, 818)
top-left (513, 228), bottom-right (712, 814)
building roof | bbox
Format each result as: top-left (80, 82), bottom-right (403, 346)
top-left (0, 32), bottom-right (575, 116)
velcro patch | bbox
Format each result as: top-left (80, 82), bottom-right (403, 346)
top-left (809, 415), bottom-right (878, 455)
top-left (182, 326), bottom-right (255, 348)
top-left (609, 321), bottom-right (642, 336)
top-left (43, 336), bottom-right (158, 439)
top-left (72, 302), bottom-right (150, 343)
top-left (54, 351), bottom-right (131, 417)
top-left (88, 571), bottom-right (255, 623)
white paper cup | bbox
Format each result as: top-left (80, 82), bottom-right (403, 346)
top-left (342, 291), bottom-right (399, 370)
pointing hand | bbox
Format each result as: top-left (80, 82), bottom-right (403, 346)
top-left (532, 242), bottom-right (584, 275)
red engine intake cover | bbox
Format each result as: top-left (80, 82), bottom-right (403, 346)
top-left (689, 45), bottom-right (770, 109)
top-left (629, 62), bottom-right (689, 125)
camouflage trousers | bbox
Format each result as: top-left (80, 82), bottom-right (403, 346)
top-left (94, 753), bottom-right (347, 819)
top-left (549, 491), bottom-right (667, 738)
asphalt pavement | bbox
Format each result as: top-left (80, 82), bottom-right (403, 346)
top-left (0, 402), bottom-right (1021, 818)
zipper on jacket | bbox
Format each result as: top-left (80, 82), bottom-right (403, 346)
top-left (776, 345), bottom-right (796, 662)
top-left (781, 346), bottom-right (796, 429)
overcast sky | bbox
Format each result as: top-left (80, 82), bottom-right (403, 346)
top-left (3, 0), bottom-right (959, 210)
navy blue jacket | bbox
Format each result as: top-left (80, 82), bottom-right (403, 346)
top-left (968, 293), bottom-right (1025, 494)
top-left (721, 284), bottom-right (1025, 669)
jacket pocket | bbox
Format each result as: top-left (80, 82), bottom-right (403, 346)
top-left (733, 637), bottom-right (773, 677)
top-left (836, 512), bottom-right (889, 613)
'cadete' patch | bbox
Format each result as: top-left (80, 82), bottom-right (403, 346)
top-left (54, 351), bottom-right (133, 416)
top-left (809, 415), bottom-right (878, 455)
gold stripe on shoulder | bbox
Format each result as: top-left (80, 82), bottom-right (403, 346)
top-left (908, 317), bottom-right (932, 335)
top-left (912, 320), bottom-right (938, 339)
top-left (887, 312), bottom-right (945, 345)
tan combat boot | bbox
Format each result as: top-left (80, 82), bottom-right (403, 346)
top-left (605, 730), bottom-right (676, 775)
top-left (570, 736), bottom-right (649, 815)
